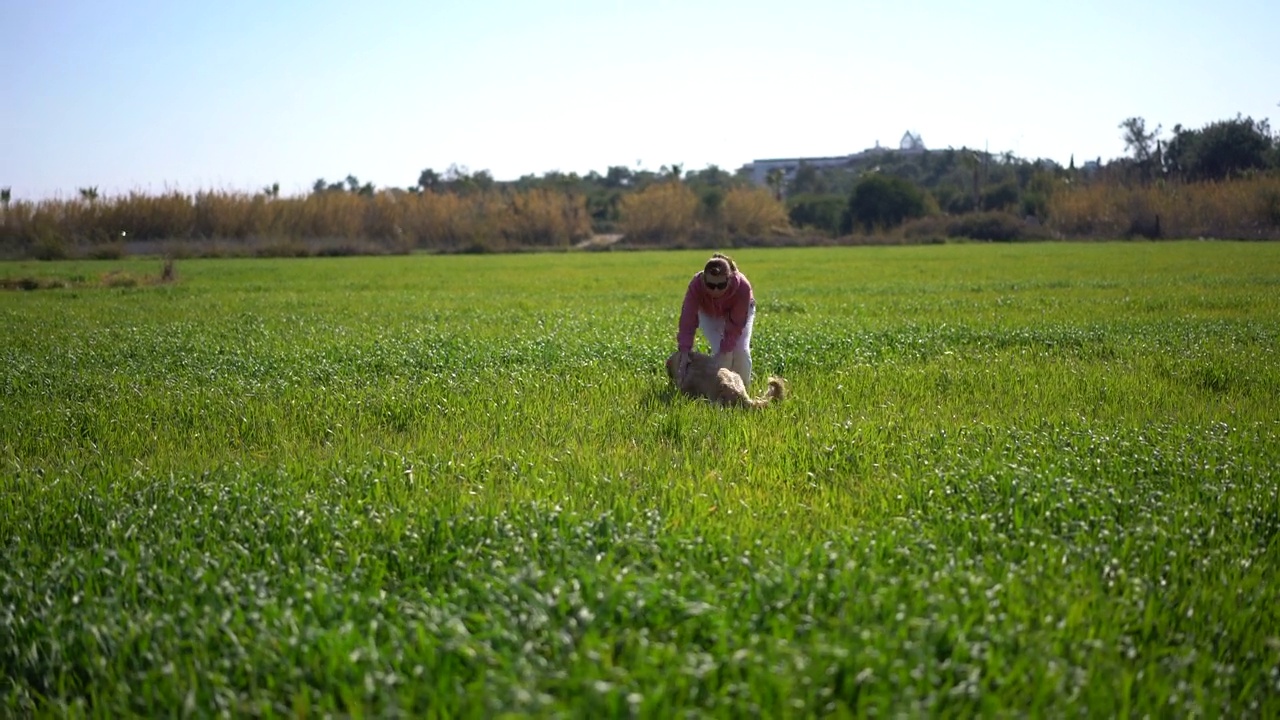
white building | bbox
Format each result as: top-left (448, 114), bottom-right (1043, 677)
top-left (740, 131), bottom-right (926, 186)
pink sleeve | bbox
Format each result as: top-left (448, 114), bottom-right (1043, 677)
top-left (719, 275), bottom-right (754, 350)
top-left (676, 275), bottom-right (701, 351)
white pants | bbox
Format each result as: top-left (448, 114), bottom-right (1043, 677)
top-left (698, 299), bottom-right (755, 389)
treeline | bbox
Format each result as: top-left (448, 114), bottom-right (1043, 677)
top-left (1, 115), bottom-right (1278, 260)
top-left (783, 114), bottom-right (1280, 242)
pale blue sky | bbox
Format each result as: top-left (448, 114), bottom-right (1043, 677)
top-left (3, 0), bottom-right (1277, 199)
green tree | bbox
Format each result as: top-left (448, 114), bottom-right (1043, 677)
top-left (1120, 117), bottom-right (1162, 182)
top-left (312, 177), bottom-right (347, 194)
top-left (602, 166), bottom-right (633, 189)
top-left (1120, 117), bottom-right (1160, 163)
top-left (443, 164), bottom-right (494, 195)
top-left (417, 168), bottom-right (442, 192)
top-left (79, 186), bottom-right (99, 203)
top-left (1164, 115), bottom-right (1274, 181)
top-left (686, 164), bottom-right (735, 189)
top-left (471, 169), bottom-right (495, 194)
top-left (788, 162), bottom-right (829, 195)
top-left (842, 174), bottom-right (927, 233)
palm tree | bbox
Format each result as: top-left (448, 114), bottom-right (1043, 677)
top-left (959, 151), bottom-right (981, 208)
top-left (78, 186), bottom-right (99, 203)
top-left (765, 168), bottom-right (785, 201)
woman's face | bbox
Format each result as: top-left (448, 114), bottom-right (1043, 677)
top-left (704, 274), bottom-right (729, 297)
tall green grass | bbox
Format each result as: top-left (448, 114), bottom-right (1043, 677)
top-left (2, 242), bottom-right (1278, 716)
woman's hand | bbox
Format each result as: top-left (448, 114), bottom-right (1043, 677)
top-left (677, 351), bottom-right (691, 382)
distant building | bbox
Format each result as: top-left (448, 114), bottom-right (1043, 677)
top-left (898, 131), bottom-right (925, 153)
top-left (740, 131), bottom-right (926, 186)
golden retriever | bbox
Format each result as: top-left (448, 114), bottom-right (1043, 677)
top-left (665, 350), bottom-right (786, 408)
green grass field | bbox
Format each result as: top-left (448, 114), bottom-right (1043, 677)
top-left (2, 242), bottom-right (1278, 717)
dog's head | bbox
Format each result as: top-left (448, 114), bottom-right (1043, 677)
top-left (664, 351), bottom-right (679, 381)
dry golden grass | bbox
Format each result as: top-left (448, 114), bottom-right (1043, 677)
top-left (503, 188), bottom-right (592, 247)
top-left (1048, 176), bottom-right (1280, 239)
top-left (0, 187), bottom-right (597, 256)
top-left (618, 181), bottom-right (701, 244)
top-left (3, 174), bottom-right (1278, 260)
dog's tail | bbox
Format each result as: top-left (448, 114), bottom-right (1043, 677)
top-left (743, 376), bottom-right (787, 408)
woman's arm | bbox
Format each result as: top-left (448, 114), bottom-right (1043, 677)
top-left (676, 275), bottom-right (701, 352)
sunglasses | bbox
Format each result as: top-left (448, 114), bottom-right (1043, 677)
top-left (705, 279), bottom-right (728, 291)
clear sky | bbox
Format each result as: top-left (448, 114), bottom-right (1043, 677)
top-left (3, 0), bottom-right (1277, 199)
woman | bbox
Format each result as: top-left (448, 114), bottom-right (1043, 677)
top-left (675, 252), bottom-right (756, 389)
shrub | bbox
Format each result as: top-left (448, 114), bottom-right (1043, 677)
top-left (32, 233), bottom-right (68, 261)
top-left (254, 240), bottom-right (312, 258)
top-left (842, 175), bottom-right (927, 233)
top-left (720, 187), bottom-right (788, 238)
top-left (85, 243), bottom-right (126, 260)
top-left (946, 211), bottom-right (1052, 242)
top-left (981, 181), bottom-right (1020, 212)
top-left (698, 188), bottom-right (725, 223)
top-left (1020, 191), bottom-right (1049, 220)
top-left (787, 193), bottom-right (845, 236)
top-left (900, 215), bottom-right (952, 243)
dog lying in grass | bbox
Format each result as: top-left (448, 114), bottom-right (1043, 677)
top-left (665, 350), bottom-right (787, 408)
